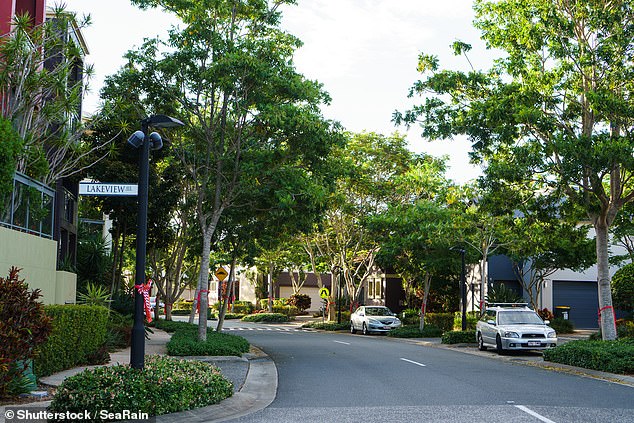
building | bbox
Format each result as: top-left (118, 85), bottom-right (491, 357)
top-left (0, 1), bottom-right (88, 303)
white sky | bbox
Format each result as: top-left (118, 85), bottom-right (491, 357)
top-left (62, 0), bottom-right (495, 183)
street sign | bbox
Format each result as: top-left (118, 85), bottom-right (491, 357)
top-left (79, 182), bottom-right (138, 197)
top-left (215, 267), bottom-right (228, 281)
top-left (319, 287), bottom-right (330, 299)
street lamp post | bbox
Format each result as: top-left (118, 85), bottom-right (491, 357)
top-left (129, 114), bottom-right (184, 370)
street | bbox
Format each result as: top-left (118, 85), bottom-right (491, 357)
top-left (220, 322), bottom-right (634, 423)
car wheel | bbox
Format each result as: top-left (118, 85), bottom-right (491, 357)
top-left (477, 332), bottom-right (487, 351)
top-left (496, 334), bottom-right (505, 355)
top-left (350, 322), bottom-right (357, 334)
top-left (362, 323), bottom-right (369, 335)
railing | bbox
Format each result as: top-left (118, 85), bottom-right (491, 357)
top-left (0, 172), bottom-right (55, 239)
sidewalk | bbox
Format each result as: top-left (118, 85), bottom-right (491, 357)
top-left (1, 328), bottom-right (277, 423)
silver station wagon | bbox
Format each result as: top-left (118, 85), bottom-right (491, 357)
top-left (476, 303), bottom-right (558, 354)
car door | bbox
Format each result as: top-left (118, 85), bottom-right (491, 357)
top-left (351, 307), bottom-right (364, 330)
top-left (481, 310), bottom-right (497, 345)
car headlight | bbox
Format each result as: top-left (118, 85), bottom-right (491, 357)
top-left (547, 331), bottom-right (557, 338)
top-left (394, 318), bottom-right (401, 324)
top-left (503, 331), bottom-right (520, 338)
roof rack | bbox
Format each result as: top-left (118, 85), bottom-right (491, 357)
top-left (486, 302), bottom-right (530, 308)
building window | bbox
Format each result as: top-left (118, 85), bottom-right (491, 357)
top-left (1, 172), bottom-right (54, 238)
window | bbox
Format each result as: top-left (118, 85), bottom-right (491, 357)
top-left (0, 173), bottom-right (55, 238)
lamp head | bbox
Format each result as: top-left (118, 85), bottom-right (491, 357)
top-left (149, 132), bottom-right (163, 150)
top-left (127, 130), bottom-right (145, 148)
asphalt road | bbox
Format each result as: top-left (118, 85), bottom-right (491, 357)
top-left (222, 323), bottom-right (634, 423)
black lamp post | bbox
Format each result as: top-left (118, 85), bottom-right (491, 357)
top-left (129, 114), bottom-right (184, 370)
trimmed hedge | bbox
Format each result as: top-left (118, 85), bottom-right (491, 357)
top-left (302, 321), bottom-right (349, 331)
top-left (543, 339), bottom-right (634, 374)
top-left (241, 313), bottom-right (290, 323)
top-left (425, 313), bottom-right (454, 332)
top-left (167, 329), bottom-right (249, 357)
top-left (442, 330), bottom-right (477, 344)
top-left (453, 312), bottom-right (479, 331)
top-left (49, 355), bottom-right (232, 419)
top-left (35, 305), bottom-right (109, 377)
top-left (154, 319), bottom-right (196, 333)
top-left (388, 325), bottom-right (443, 338)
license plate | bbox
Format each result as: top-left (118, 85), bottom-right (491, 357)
top-left (527, 341), bottom-right (541, 347)
top-left (384, 326), bottom-right (391, 330)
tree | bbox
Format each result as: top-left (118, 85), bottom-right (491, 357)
top-left (0, 7), bottom-right (114, 185)
top-left (611, 263), bottom-right (634, 315)
top-left (397, 0), bottom-right (634, 340)
top-left (123, 0), bottom-right (339, 340)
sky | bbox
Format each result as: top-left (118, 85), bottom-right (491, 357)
top-left (63, 0), bottom-right (495, 183)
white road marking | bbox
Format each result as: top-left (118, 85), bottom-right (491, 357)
top-left (333, 340), bottom-right (350, 345)
top-left (400, 358), bottom-right (426, 367)
top-left (515, 405), bottom-right (557, 423)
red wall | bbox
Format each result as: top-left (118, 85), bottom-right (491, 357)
top-left (1, 0), bottom-right (46, 36)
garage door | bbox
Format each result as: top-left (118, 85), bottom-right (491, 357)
top-left (552, 280), bottom-right (598, 329)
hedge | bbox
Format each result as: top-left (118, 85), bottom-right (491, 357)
top-left (441, 330), bottom-right (477, 344)
top-left (388, 325), bottom-right (443, 338)
top-left (425, 313), bottom-right (454, 332)
top-left (549, 317), bottom-right (575, 334)
top-left (302, 321), bottom-right (349, 331)
top-left (241, 313), bottom-right (290, 323)
top-left (166, 329), bottom-right (250, 357)
top-left (35, 305), bottom-right (109, 377)
top-left (543, 339), bottom-right (634, 374)
top-left (49, 355), bottom-right (232, 419)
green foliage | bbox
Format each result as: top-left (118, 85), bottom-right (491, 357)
top-left (548, 318), bottom-right (575, 334)
top-left (617, 320), bottom-right (634, 339)
top-left (302, 321), bottom-right (349, 331)
top-left (441, 330), bottom-right (477, 344)
top-left (49, 355), bottom-right (233, 418)
top-left (76, 232), bottom-right (113, 293)
top-left (485, 284), bottom-right (523, 304)
top-left (166, 329), bottom-right (249, 357)
top-left (289, 293), bottom-right (311, 311)
top-left (452, 312), bottom-right (479, 331)
top-left (388, 325), bottom-right (443, 338)
top-left (611, 263), bottom-right (634, 313)
top-left (34, 305), bottom-right (109, 377)
top-left (104, 312), bottom-right (133, 351)
top-left (543, 339), bottom-right (634, 375)
top-left (401, 309), bottom-right (421, 325)
top-left (77, 283), bottom-right (111, 307)
top-left (0, 117), bottom-right (22, 208)
top-left (241, 313), bottom-right (290, 323)
top-left (0, 267), bottom-right (52, 398)
top-left (230, 301), bottom-right (255, 315)
top-left (272, 305), bottom-right (300, 316)
top-left (110, 291), bottom-right (135, 316)
top-left (424, 313), bottom-right (455, 332)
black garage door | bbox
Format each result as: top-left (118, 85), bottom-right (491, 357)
top-left (553, 280), bottom-right (598, 329)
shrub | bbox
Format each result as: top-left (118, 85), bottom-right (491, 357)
top-left (538, 308), bottom-right (555, 321)
top-left (549, 317), bottom-right (575, 334)
top-left (441, 330), bottom-right (477, 344)
top-left (543, 339), bottom-right (634, 374)
top-left (167, 330), bottom-right (249, 356)
top-left (273, 298), bottom-right (289, 307)
top-left (173, 300), bottom-right (193, 311)
top-left (612, 263), bottom-right (634, 313)
top-left (241, 313), bottom-right (289, 323)
top-left (49, 355), bottom-right (233, 419)
top-left (230, 301), bottom-right (255, 315)
top-left (0, 267), bottom-right (52, 398)
top-left (110, 290), bottom-right (135, 316)
top-left (272, 305), bottom-right (300, 316)
top-left (401, 309), bottom-right (421, 326)
top-left (302, 321), bottom-right (349, 331)
top-left (104, 312), bottom-right (133, 351)
top-left (486, 283), bottom-right (523, 303)
top-left (617, 319), bottom-right (634, 339)
top-left (289, 293), bottom-right (311, 312)
top-left (424, 313), bottom-right (454, 332)
top-left (76, 282), bottom-right (111, 307)
top-left (35, 305), bottom-right (109, 377)
top-left (154, 319), bottom-right (197, 333)
top-left (452, 311), bottom-right (479, 331)
top-left (171, 309), bottom-right (191, 315)
top-left (388, 325), bottom-right (443, 338)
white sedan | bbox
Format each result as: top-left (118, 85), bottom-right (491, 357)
top-left (350, 306), bottom-right (402, 335)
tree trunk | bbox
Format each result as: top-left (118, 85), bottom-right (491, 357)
top-left (197, 232), bottom-right (212, 341)
top-left (217, 257), bottom-right (237, 332)
top-left (419, 274), bottom-right (431, 332)
top-left (267, 263), bottom-right (273, 312)
top-left (595, 221), bottom-right (617, 340)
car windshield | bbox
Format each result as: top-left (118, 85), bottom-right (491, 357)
top-left (498, 311), bottom-right (544, 325)
top-left (365, 307), bottom-right (393, 316)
